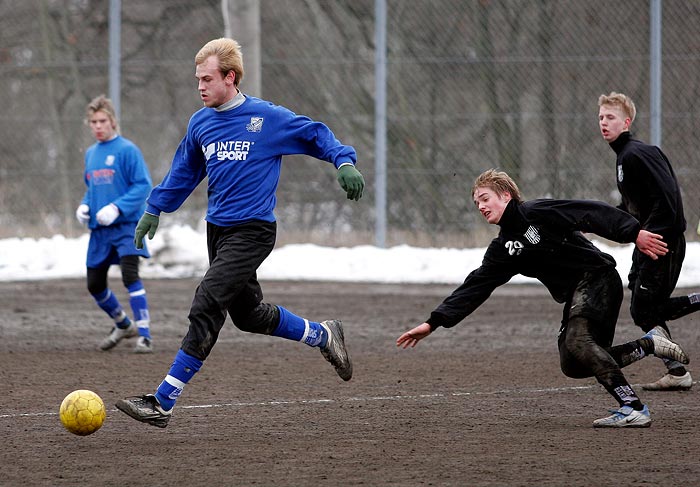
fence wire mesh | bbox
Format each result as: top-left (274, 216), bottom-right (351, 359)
top-left (1, 0), bottom-right (698, 248)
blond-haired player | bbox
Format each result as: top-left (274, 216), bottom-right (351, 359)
top-left (599, 91), bottom-right (699, 390)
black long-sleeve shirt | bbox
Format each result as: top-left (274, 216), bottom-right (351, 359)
top-left (427, 198), bottom-right (641, 329)
top-left (610, 131), bottom-right (686, 238)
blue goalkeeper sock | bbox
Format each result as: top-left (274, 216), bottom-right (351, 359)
top-left (92, 289), bottom-right (130, 328)
top-left (127, 281), bottom-right (151, 339)
top-left (272, 306), bottom-right (328, 348)
top-left (154, 349), bottom-right (203, 411)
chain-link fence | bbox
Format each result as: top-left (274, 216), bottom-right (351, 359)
top-left (1, 0), bottom-right (699, 248)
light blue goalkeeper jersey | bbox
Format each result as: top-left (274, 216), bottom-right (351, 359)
top-left (145, 95), bottom-right (357, 226)
top-left (81, 135), bottom-right (152, 229)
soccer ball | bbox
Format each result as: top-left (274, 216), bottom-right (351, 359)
top-left (59, 389), bottom-right (106, 436)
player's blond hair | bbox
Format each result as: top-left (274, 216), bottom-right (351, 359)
top-left (472, 169), bottom-right (523, 204)
top-left (86, 94), bottom-right (119, 133)
top-left (598, 91), bottom-right (636, 124)
top-left (195, 38), bottom-right (244, 87)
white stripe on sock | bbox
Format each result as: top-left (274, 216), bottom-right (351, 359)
top-left (129, 289), bottom-right (146, 297)
top-left (165, 375), bottom-right (187, 389)
top-left (97, 290), bottom-right (113, 304)
top-left (299, 319), bottom-right (310, 343)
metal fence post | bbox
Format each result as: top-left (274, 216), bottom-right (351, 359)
top-left (650, 0), bottom-right (662, 146)
top-left (109, 0), bottom-right (121, 119)
top-left (374, 0), bottom-right (387, 248)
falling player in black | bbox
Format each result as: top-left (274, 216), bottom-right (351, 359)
top-left (397, 169), bottom-right (689, 428)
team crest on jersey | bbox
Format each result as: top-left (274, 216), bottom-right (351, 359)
top-left (105, 155), bottom-right (115, 166)
top-left (617, 164), bottom-right (624, 182)
top-left (524, 225), bottom-right (541, 244)
top-left (246, 117), bottom-right (264, 132)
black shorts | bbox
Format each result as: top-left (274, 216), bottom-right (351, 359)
top-left (628, 234), bottom-right (685, 328)
top-left (181, 220), bottom-right (277, 360)
top-left (559, 267), bottom-right (623, 349)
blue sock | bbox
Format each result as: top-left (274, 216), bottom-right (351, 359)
top-left (92, 289), bottom-right (130, 328)
top-left (273, 306), bottom-right (327, 348)
top-left (154, 349), bottom-right (203, 411)
top-left (127, 281), bottom-right (151, 339)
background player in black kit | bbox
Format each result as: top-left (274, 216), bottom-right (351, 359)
top-left (397, 169), bottom-right (688, 428)
top-left (599, 92), bottom-right (700, 391)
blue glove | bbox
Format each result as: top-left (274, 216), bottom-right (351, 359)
top-left (134, 212), bottom-right (159, 249)
top-left (337, 165), bottom-right (365, 201)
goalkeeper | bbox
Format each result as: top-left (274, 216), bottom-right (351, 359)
top-left (77, 95), bottom-right (153, 354)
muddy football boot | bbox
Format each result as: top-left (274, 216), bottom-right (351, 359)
top-left (642, 326), bottom-right (693, 391)
top-left (645, 327), bottom-right (689, 364)
top-left (320, 320), bottom-right (353, 381)
top-left (99, 322), bottom-right (138, 351)
top-left (134, 336), bottom-right (153, 354)
top-left (116, 394), bottom-right (171, 428)
top-left (642, 372), bottom-right (693, 391)
top-left (593, 405), bottom-right (651, 428)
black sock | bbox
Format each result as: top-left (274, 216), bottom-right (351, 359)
top-left (627, 399), bottom-right (645, 412)
top-left (664, 294), bottom-right (700, 321)
top-left (638, 336), bottom-right (654, 355)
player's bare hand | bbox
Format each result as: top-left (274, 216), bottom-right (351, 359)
top-left (396, 322), bottom-right (433, 349)
top-left (635, 229), bottom-right (667, 260)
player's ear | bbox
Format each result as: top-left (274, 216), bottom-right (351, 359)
top-left (225, 70), bottom-right (236, 85)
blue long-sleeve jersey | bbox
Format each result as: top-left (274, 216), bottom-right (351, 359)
top-left (81, 135), bottom-right (152, 229)
top-left (146, 95), bottom-right (357, 226)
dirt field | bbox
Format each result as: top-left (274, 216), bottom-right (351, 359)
top-left (1, 278), bottom-right (699, 487)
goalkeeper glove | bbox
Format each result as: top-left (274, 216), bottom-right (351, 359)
top-left (134, 212), bottom-right (159, 249)
top-left (337, 164), bottom-right (365, 201)
top-left (75, 204), bottom-right (90, 226)
top-left (96, 203), bottom-right (120, 226)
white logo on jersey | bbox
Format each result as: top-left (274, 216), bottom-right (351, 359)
top-left (105, 155), bottom-right (115, 166)
top-left (203, 141), bottom-right (254, 161)
top-left (524, 225), bottom-right (541, 244)
top-left (505, 240), bottom-right (524, 256)
top-left (246, 117), bottom-right (264, 132)
top-left (203, 143), bottom-right (216, 159)
top-left (617, 164), bottom-right (624, 182)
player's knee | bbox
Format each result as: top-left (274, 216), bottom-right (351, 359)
top-left (560, 363), bottom-right (585, 379)
top-left (559, 317), bottom-right (594, 378)
top-left (560, 345), bottom-right (590, 379)
top-left (87, 283), bottom-right (106, 296)
top-left (232, 303), bottom-right (279, 335)
top-left (86, 274), bottom-right (106, 296)
top-left (120, 256), bottom-right (140, 287)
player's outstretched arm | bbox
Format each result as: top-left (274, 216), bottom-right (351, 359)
top-left (396, 322), bottom-right (433, 349)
